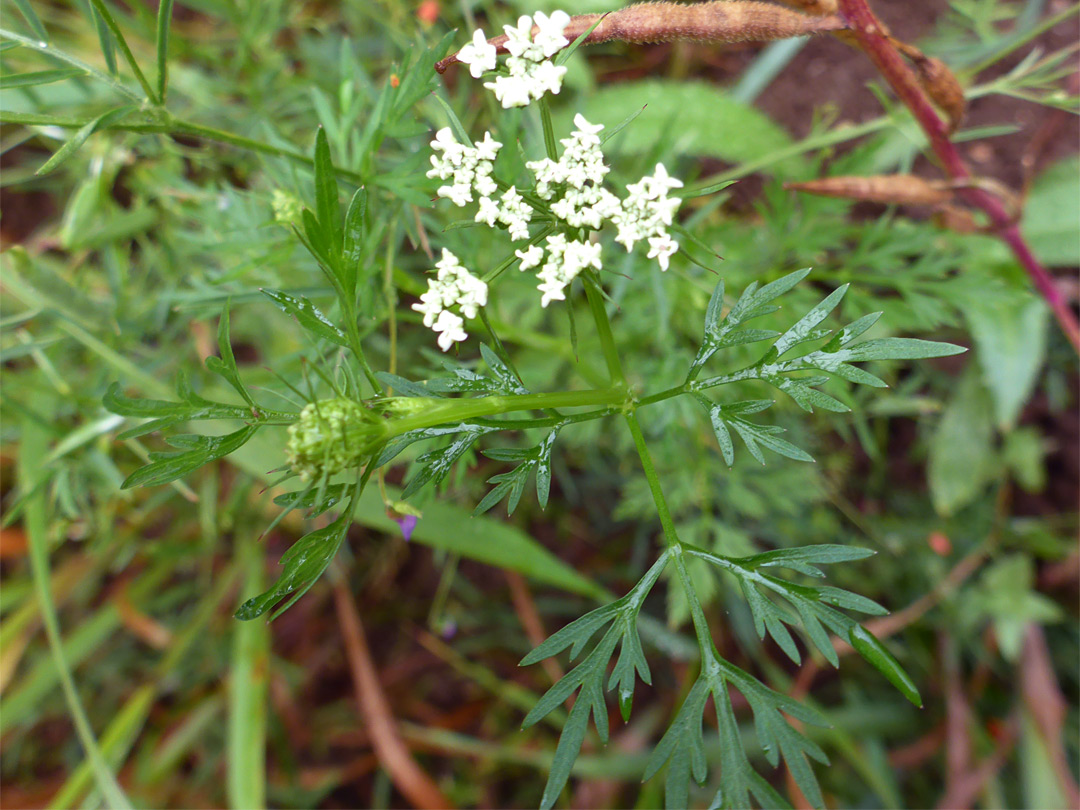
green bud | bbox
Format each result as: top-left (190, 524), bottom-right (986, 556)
top-left (368, 396), bottom-right (443, 417)
top-left (270, 189), bottom-right (304, 225)
top-left (285, 398), bottom-right (387, 481)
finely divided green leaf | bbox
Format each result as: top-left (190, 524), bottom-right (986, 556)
top-left (261, 289), bottom-right (348, 346)
top-left (121, 425), bottom-right (259, 489)
top-left (235, 510), bottom-right (351, 621)
top-left (36, 106), bottom-right (135, 176)
top-left (0, 68), bottom-right (86, 88)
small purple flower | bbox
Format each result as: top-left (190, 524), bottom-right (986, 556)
top-left (440, 618), bottom-right (458, 640)
top-left (395, 514), bottom-right (418, 541)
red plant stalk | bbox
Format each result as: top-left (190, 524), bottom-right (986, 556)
top-left (837, 0), bottom-right (1080, 351)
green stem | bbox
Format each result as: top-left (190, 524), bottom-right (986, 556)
top-left (624, 410), bottom-right (715, 652)
top-left (388, 387), bottom-right (628, 436)
top-left (469, 406), bottom-right (618, 431)
top-left (340, 295), bottom-right (381, 394)
top-left (636, 383), bottom-right (689, 407)
top-left (538, 98), bottom-right (559, 161)
top-left (622, 411), bottom-right (679, 548)
top-left (169, 118), bottom-right (366, 184)
top-left (583, 272), bottom-right (626, 387)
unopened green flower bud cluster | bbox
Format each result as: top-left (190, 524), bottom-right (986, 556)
top-left (285, 398), bottom-right (387, 481)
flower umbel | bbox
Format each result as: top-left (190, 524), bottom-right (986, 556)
top-left (416, 11), bottom-right (684, 350)
top-left (412, 249), bottom-right (488, 350)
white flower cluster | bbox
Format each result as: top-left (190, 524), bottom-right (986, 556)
top-left (458, 12), bottom-right (570, 108)
top-left (613, 164), bottom-right (684, 270)
top-left (533, 234), bottom-right (602, 307)
top-left (411, 249), bottom-right (489, 350)
top-left (413, 12), bottom-right (687, 350)
top-left (426, 129), bottom-right (501, 207)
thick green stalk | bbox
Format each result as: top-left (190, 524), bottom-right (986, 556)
top-left (387, 387), bottom-right (628, 436)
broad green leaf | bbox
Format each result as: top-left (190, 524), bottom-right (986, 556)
top-left (312, 127), bottom-right (342, 256)
top-left (772, 284), bottom-right (848, 357)
top-left (964, 292), bottom-right (1048, 429)
top-left (841, 337), bottom-right (967, 362)
top-left (928, 369), bottom-right (997, 515)
top-left (273, 483), bottom-right (349, 516)
top-left (204, 306), bottom-right (256, 407)
top-left (563, 80), bottom-right (804, 174)
top-left (1023, 155), bottom-right (1080, 266)
top-left (261, 289), bottom-right (348, 346)
top-left (341, 187), bottom-right (366, 297)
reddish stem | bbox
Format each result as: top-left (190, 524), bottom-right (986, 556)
top-left (838, 0), bottom-right (1079, 351)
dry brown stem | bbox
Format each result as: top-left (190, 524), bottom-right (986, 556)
top-left (786, 174), bottom-right (954, 206)
top-left (333, 578), bottom-right (451, 810)
top-left (436, 2), bottom-right (845, 72)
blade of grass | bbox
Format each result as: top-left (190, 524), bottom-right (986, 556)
top-left (155, 0), bottom-right (174, 101)
top-left (49, 565), bottom-right (240, 809)
top-left (10, 0), bottom-right (48, 42)
top-left (87, 0), bottom-right (159, 103)
top-left (81, 0), bottom-right (117, 74)
top-left (18, 416), bottom-right (132, 810)
top-left (228, 534), bottom-right (268, 810)
top-left (0, 29), bottom-right (141, 102)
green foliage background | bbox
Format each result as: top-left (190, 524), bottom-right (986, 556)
top-left (0, 0), bottom-right (1076, 808)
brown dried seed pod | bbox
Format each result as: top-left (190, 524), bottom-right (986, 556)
top-left (436, 2), bottom-right (847, 73)
top-left (785, 175), bottom-right (954, 206)
top-left (770, 0), bottom-right (839, 17)
top-left (892, 39), bottom-right (966, 132)
top-left (911, 54), bottom-right (966, 133)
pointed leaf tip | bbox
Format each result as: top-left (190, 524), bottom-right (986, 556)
top-left (849, 625), bottom-right (922, 707)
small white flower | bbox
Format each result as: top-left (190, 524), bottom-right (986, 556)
top-left (430, 127), bottom-right (464, 161)
top-left (564, 238), bottom-right (602, 272)
top-left (474, 131), bottom-right (503, 162)
top-left (515, 244), bottom-right (544, 270)
top-left (571, 113), bottom-right (604, 143)
top-left (647, 234), bottom-right (679, 271)
top-left (532, 11), bottom-right (571, 57)
top-left (475, 196), bottom-right (500, 227)
top-left (411, 288), bottom-right (445, 328)
top-left (502, 16), bottom-right (538, 59)
top-left (531, 60), bottom-right (568, 97)
top-left (433, 309), bottom-right (468, 351)
top-left (642, 163), bottom-right (684, 197)
top-left (483, 55), bottom-right (567, 108)
top-left (455, 274), bottom-right (489, 319)
top-left (484, 71), bottom-right (533, 109)
top-left (438, 182), bottom-right (472, 207)
top-left (537, 276), bottom-right (568, 307)
top-left (474, 168), bottom-right (498, 198)
top-left (457, 29), bottom-right (497, 78)
top-left (497, 186), bottom-right (532, 240)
